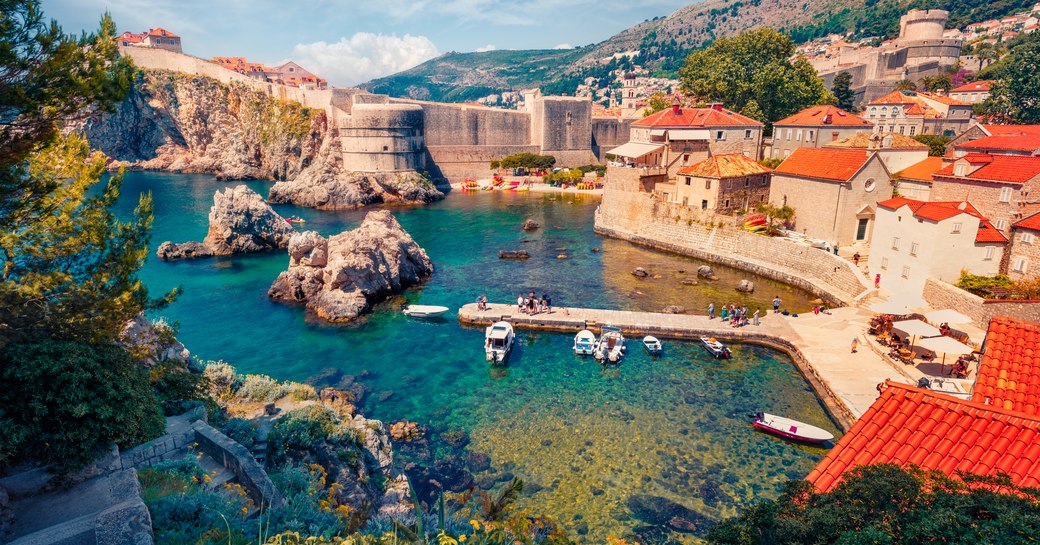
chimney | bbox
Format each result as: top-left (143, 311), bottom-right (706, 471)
top-left (823, 114), bottom-right (833, 124)
top-left (672, 97), bottom-right (681, 115)
top-left (708, 102), bottom-right (724, 111)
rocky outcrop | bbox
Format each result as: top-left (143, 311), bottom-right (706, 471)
top-left (521, 219), bottom-right (540, 231)
top-left (697, 265), bottom-right (718, 280)
top-left (157, 185), bottom-right (294, 259)
top-left (268, 210), bottom-right (433, 322)
top-left (736, 279), bottom-right (756, 293)
top-left (499, 250), bottom-right (530, 260)
top-left (120, 314), bottom-right (191, 367)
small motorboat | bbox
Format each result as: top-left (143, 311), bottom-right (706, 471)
top-left (752, 412), bottom-right (834, 444)
top-left (485, 321), bottom-right (515, 364)
top-left (594, 326), bottom-right (625, 364)
top-left (402, 305), bottom-right (450, 318)
top-left (701, 336), bottom-right (731, 359)
top-left (642, 335), bottom-right (663, 356)
top-left (285, 215), bottom-right (307, 224)
top-left (573, 329), bottom-right (596, 356)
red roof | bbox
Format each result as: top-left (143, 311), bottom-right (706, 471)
top-left (876, 197), bottom-right (1007, 243)
top-left (896, 156), bottom-right (945, 182)
top-left (958, 135), bottom-right (1040, 153)
top-left (678, 154), bottom-right (771, 178)
top-left (119, 31), bottom-right (144, 44)
top-left (773, 148), bottom-right (871, 181)
top-left (632, 106), bottom-right (762, 128)
top-left (983, 125), bottom-right (1040, 137)
top-left (973, 317), bottom-right (1040, 415)
top-left (1014, 211), bottom-right (1040, 232)
top-left (773, 105), bottom-right (872, 127)
top-left (805, 381), bottom-right (1040, 493)
top-left (936, 154), bottom-right (1040, 184)
top-left (951, 80), bottom-right (994, 93)
top-left (147, 28), bottom-right (179, 38)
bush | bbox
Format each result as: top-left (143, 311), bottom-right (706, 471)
top-left (268, 406), bottom-right (338, 465)
top-left (222, 418), bottom-right (259, 449)
top-left (150, 360), bottom-right (209, 415)
top-left (955, 271), bottom-right (1012, 297)
top-left (287, 382), bottom-right (318, 401)
top-left (498, 153), bottom-right (556, 170)
top-left (0, 340), bottom-right (165, 470)
top-left (237, 374), bottom-right (286, 401)
top-left (202, 360), bottom-right (238, 397)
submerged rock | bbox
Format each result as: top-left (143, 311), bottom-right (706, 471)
top-left (522, 219), bottom-right (540, 231)
top-left (662, 305), bottom-right (686, 314)
top-left (632, 267), bottom-right (649, 278)
top-left (626, 494), bottom-right (713, 536)
top-left (268, 210), bottom-right (433, 322)
top-left (681, 277), bottom-right (699, 286)
top-left (499, 250), bottom-right (530, 260)
top-left (157, 185), bottom-right (294, 259)
top-left (696, 265), bottom-right (717, 280)
top-left (736, 279), bottom-right (755, 293)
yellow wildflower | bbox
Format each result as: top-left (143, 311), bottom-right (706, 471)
top-left (459, 535), bottom-right (467, 542)
top-left (468, 520), bottom-right (481, 531)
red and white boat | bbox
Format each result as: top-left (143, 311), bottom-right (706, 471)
top-left (752, 412), bottom-right (834, 444)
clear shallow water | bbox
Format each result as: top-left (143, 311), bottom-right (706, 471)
top-left (115, 172), bottom-right (838, 542)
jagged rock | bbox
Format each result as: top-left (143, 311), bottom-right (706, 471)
top-left (499, 250), bottom-right (530, 259)
top-left (268, 210), bottom-right (433, 322)
top-left (697, 265), bottom-right (717, 280)
top-left (319, 387), bottom-right (357, 417)
top-left (119, 314), bottom-right (191, 366)
top-left (632, 267), bottom-right (649, 278)
top-left (681, 277), bottom-right (699, 286)
top-left (157, 185), bottom-right (294, 259)
top-left (389, 420), bottom-right (424, 442)
top-left (521, 219), bottom-right (540, 231)
top-left (736, 279), bottom-right (756, 293)
top-left (662, 305), bottom-right (686, 314)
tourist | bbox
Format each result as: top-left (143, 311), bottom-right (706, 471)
top-left (517, 294), bottom-right (524, 313)
top-left (720, 306), bottom-right (728, 320)
top-left (708, 302), bottom-right (715, 319)
top-left (875, 273), bottom-right (881, 288)
top-left (753, 309), bottom-right (760, 326)
top-left (833, 243), bottom-right (839, 256)
top-left (772, 295), bottom-right (781, 313)
top-left (480, 294), bottom-right (488, 311)
top-left (853, 252), bottom-right (861, 266)
top-left (741, 306), bottom-right (749, 326)
top-left (545, 293), bottom-right (552, 313)
top-left (851, 337), bottom-right (859, 353)
top-left (540, 292), bottom-right (549, 314)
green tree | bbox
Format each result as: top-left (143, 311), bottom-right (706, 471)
top-left (977, 36), bottom-right (1040, 124)
top-left (643, 92), bottom-right (671, 117)
top-left (920, 73), bottom-right (952, 93)
top-left (912, 134), bottom-right (951, 157)
top-left (0, 339), bottom-right (165, 470)
top-left (678, 28), bottom-right (830, 128)
top-left (831, 71), bottom-right (855, 111)
top-left (894, 79), bottom-right (917, 91)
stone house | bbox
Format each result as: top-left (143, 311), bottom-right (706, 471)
top-left (1006, 212), bottom-right (1040, 280)
top-left (267, 61), bottom-right (328, 90)
top-left (947, 124), bottom-right (1040, 152)
top-left (824, 131), bottom-right (930, 174)
top-left (929, 153), bottom-right (1040, 235)
top-left (770, 147), bottom-right (893, 245)
top-left (865, 90), bottom-right (973, 137)
top-left (119, 28), bottom-right (182, 53)
top-left (955, 132), bottom-right (1040, 157)
top-left (668, 154), bottom-right (772, 213)
top-left (769, 105), bottom-right (873, 160)
top-left (869, 197), bottom-right (1006, 298)
top-left (892, 156), bottom-right (945, 200)
top-left (949, 80), bottom-right (993, 104)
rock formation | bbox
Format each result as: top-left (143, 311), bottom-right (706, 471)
top-left (632, 267), bottom-right (649, 278)
top-left (120, 315), bottom-right (192, 367)
top-left (736, 279), bottom-right (756, 293)
top-left (499, 250), bottom-right (530, 260)
top-left (521, 219), bottom-right (540, 231)
top-left (697, 265), bottom-right (718, 280)
top-left (157, 185), bottom-right (294, 259)
top-left (268, 210), bottom-right (433, 322)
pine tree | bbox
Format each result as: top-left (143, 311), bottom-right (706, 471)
top-left (832, 71), bottom-right (855, 111)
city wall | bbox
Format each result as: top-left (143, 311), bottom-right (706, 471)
top-left (595, 171), bottom-right (873, 305)
top-left (592, 118), bottom-right (635, 161)
top-left (922, 278), bottom-right (1040, 327)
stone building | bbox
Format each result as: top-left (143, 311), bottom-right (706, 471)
top-left (213, 57), bottom-right (328, 90)
top-left (770, 147), bottom-right (893, 245)
top-left (824, 131), bottom-right (930, 173)
top-left (769, 105), bottom-right (873, 159)
top-left (865, 90), bottom-right (974, 137)
top-left (930, 153), bottom-right (1040, 235)
top-left (119, 28), bottom-right (182, 53)
top-left (892, 156), bottom-right (945, 200)
top-left (869, 197), bottom-right (1006, 298)
top-left (1007, 212), bottom-right (1040, 279)
top-left (665, 154), bottom-right (772, 213)
top-left (620, 72), bottom-right (640, 118)
top-left (949, 80), bottom-right (993, 105)
top-left (948, 124), bottom-right (1040, 155)
top-left (955, 132), bottom-right (1040, 157)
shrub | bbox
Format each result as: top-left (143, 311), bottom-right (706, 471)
top-left (237, 374), bottom-right (286, 401)
top-left (150, 360), bottom-right (209, 415)
top-left (955, 270), bottom-right (1012, 297)
top-left (222, 417), bottom-right (259, 449)
top-left (287, 382), bottom-right (318, 401)
top-left (202, 360), bottom-right (238, 396)
top-left (0, 340), bottom-right (165, 470)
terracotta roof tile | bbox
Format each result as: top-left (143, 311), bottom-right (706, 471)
top-left (876, 197), bottom-right (1006, 243)
top-left (773, 148), bottom-right (870, 181)
top-left (774, 105), bottom-right (872, 127)
top-left (147, 27), bottom-right (179, 38)
top-left (896, 156), bottom-right (945, 182)
top-left (973, 317), bottom-right (1040, 416)
top-left (1013, 211), bottom-right (1040, 232)
top-left (632, 106), bottom-right (762, 128)
top-left (677, 154), bottom-right (770, 178)
top-left (936, 154), bottom-right (1040, 184)
top-left (982, 125), bottom-right (1040, 137)
top-left (825, 132), bottom-right (928, 150)
top-left (958, 135), bottom-right (1040, 153)
top-left (806, 381), bottom-right (1040, 493)
top-left (951, 80), bottom-right (994, 93)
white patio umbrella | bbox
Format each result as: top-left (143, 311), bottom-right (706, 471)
top-left (892, 319), bottom-right (942, 348)
top-left (919, 335), bottom-right (974, 375)
top-left (925, 309), bottom-right (973, 325)
top-left (870, 300), bottom-right (910, 314)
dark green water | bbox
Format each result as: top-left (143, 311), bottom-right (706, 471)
top-left (116, 172), bottom-right (838, 542)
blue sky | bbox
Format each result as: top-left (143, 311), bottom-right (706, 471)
top-left (44, 0), bottom-right (692, 86)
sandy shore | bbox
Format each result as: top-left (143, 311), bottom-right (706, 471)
top-left (452, 182), bottom-right (602, 196)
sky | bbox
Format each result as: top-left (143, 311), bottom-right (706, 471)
top-left (44, 0), bottom-right (692, 86)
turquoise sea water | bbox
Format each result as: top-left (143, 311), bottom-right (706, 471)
top-left (115, 172), bottom-right (839, 542)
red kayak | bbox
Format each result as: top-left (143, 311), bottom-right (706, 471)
top-left (752, 412), bottom-right (834, 443)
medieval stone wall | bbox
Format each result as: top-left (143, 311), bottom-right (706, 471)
top-left (591, 118), bottom-right (634, 161)
top-left (922, 278), bottom-right (1040, 327)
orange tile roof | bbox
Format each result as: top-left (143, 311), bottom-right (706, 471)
top-left (632, 105), bottom-right (762, 128)
top-left (983, 125), bottom-right (1040, 137)
top-left (119, 32), bottom-right (145, 44)
top-left (876, 197), bottom-right (1007, 242)
top-left (147, 27), bottom-right (179, 38)
top-left (825, 132), bottom-right (928, 150)
top-left (958, 135), bottom-right (1040, 153)
top-left (773, 148), bottom-right (870, 181)
top-left (936, 154), bottom-right (1040, 184)
top-left (973, 317), bottom-right (1040, 415)
top-left (951, 80), bottom-right (994, 93)
top-left (678, 154), bottom-right (771, 178)
top-left (774, 105), bottom-right (872, 127)
top-left (1014, 211), bottom-right (1040, 232)
top-left (870, 90), bottom-right (919, 105)
top-left (805, 381), bottom-right (1040, 493)
top-left (896, 156), bottom-right (945, 182)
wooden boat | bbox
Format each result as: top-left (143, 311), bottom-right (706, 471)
top-left (573, 329), bottom-right (596, 356)
top-left (402, 305), bottom-right (450, 318)
top-left (752, 412), bottom-right (834, 444)
top-left (594, 326), bottom-right (625, 363)
top-left (700, 336), bottom-right (731, 359)
top-left (485, 321), bottom-right (515, 364)
top-left (642, 335), bottom-right (663, 356)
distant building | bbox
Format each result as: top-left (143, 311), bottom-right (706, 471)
top-left (1007, 212), bottom-right (1040, 279)
top-left (865, 90), bottom-right (974, 137)
top-left (869, 197), bottom-right (1006, 297)
top-left (620, 73), bottom-right (639, 118)
top-left (769, 105), bottom-right (873, 159)
top-left (770, 147), bottom-right (892, 244)
top-left (949, 80), bottom-right (993, 104)
top-left (948, 124), bottom-right (1040, 154)
top-left (119, 28), bottom-right (181, 53)
top-left (667, 154), bottom-right (772, 213)
top-left (212, 57), bottom-right (327, 90)
top-left (954, 131), bottom-right (1040, 157)
top-left (824, 131), bottom-right (930, 174)
top-left (893, 156), bottom-right (945, 200)
top-left (929, 153), bottom-right (1040, 235)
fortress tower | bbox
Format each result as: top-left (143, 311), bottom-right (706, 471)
top-left (898, 9), bottom-right (949, 44)
top-left (620, 73), bottom-right (639, 118)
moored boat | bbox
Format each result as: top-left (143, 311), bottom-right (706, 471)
top-left (752, 412), bottom-right (834, 444)
top-left (573, 329), bottom-right (596, 356)
top-left (700, 336), bottom-right (731, 359)
top-left (402, 305), bottom-right (450, 318)
top-left (642, 335), bottom-right (662, 356)
top-left (594, 326), bottom-right (625, 363)
top-left (485, 321), bottom-right (515, 364)
top-left (285, 216), bottom-right (307, 224)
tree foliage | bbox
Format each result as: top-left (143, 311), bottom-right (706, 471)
top-left (912, 134), bottom-right (951, 157)
top-left (920, 73), bottom-right (952, 93)
top-left (497, 153), bottom-right (556, 170)
top-left (0, 339), bottom-right (165, 470)
top-left (708, 464), bottom-right (1040, 545)
top-left (643, 92), bottom-right (671, 117)
top-left (977, 34), bottom-right (1040, 124)
top-left (831, 71), bottom-right (855, 112)
top-left (678, 28), bottom-right (831, 128)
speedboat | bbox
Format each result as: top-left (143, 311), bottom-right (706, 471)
top-left (402, 305), bottom-right (450, 318)
top-left (485, 321), bottom-right (515, 364)
top-left (700, 336), bottom-right (731, 359)
top-left (285, 216), bottom-right (306, 224)
top-left (573, 329), bottom-right (596, 356)
top-left (594, 326), bottom-right (625, 364)
top-left (642, 335), bottom-right (662, 356)
top-left (752, 412), bottom-right (834, 444)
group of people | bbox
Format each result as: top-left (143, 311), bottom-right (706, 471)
top-left (708, 303), bottom-right (760, 327)
top-left (475, 294), bottom-right (489, 311)
top-left (517, 291), bottom-right (551, 315)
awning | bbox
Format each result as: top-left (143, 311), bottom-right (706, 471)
top-left (649, 129), bottom-right (667, 137)
top-left (667, 129), bottom-right (711, 141)
top-left (606, 141), bottom-right (665, 159)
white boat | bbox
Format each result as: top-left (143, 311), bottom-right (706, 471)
top-left (594, 326), bottom-right (625, 363)
top-left (402, 305), bottom-right (450, 318)
top-left (642, 335), bottom-right (662, 356)
top-left (485, 321), bottom-right (515, 364)
top-left (700, 336), bottom-right (731, 359)
top-left (573, 329), bottom-right (596, 356)
top-left (752, 412), bottom-right (834, 444)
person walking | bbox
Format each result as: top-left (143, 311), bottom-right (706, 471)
top-left (517, 294), bottom-right (524, 313)
top-left (753, 308), bottom-right (760, 326)
top-left (851, 337), bottom-right (859, 353)
top-left (772, 295), bottom-right (781, 313)
top-left (874, 273), bottom-right (881, 289)
top-left (833, 243), bottom-right (839, 256)
top-left (708, 302), bottom-right (715, 319)
top-left (852, 252), bottom-right (861, 266)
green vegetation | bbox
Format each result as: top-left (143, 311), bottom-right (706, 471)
top-left (759, 158), bottom-right (783, 169)
top-left (678, 28), bottom-right (832, 129)
top-left (955, 270), bottom-right (1012, 297)
top-left (977, 33), bottom-right (1040, 124)
top-left (912, 134), bottom-right (951, 156)
top-left (495, 153), bottom-right (556, 170)
top-left (707, 464), bottom-right (1040, 544)
top-left (919, 73), bottom-right (953, 93)
top-left (831, 72), bottom-right (855, 111)
top-left (543, 169), bottom-right (585, 185)
top-left (643, 92), bottom-right (672, 116)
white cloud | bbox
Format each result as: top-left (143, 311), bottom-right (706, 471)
top-left (291, 32), bottom-right (439, 86)
top-left (475, 44), bottom-right (497, 52)
top-left (553, 43), bottom-right (574, 49)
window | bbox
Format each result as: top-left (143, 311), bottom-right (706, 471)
top-left (899, 126), bottom-right (905, 134)
top-left (682, 197), bottom-right (688, 206)
top-left (701, 200), bottom-right (708, 209)
top-left (910, 242), bottom-right (919, 256)
top-left (761, 178), bottom-right (768, 186)
top-left (684, 177), bottom-right (691, 186)
top-left (1014, 257), bottom-right (1029, 274)
top-left (901, 265), bottom-right (911, 279)
top-left (716, 131), bottom-right (726, 140)
top-left (745, 129), bottom-right (752, 139)
top-left (909, 126), bottom-right (916, 136)
top-left (683, 154), bottom-right (690, 163)
top-left (870, 107), bottom-right (877, 116)
top-left (879, 107), bottom-right (887, 117)
top-left (954, 163), bottom-right (966, 176)
top-left (952, 222), bottom-right (962, 233)
top-left (786, 129), bottom-right (792, 140)
top-left (881, 257), bottom-right (889, 270)
top-left (892, 236), bottom-right (900, 250)
top-left (807, 130), bottom-right (815, 141)
top-left (1000, 187), bottom-right (1013, 202)
top-left (891, 107), bottom-right (900, 118)
top-left (796, 129), bottom-right (803, 142)
top-left (705, 179), bottom-right (712, 190)
top-left (1024, 232), bottom-right (1035, 244)
top-left (996, 219), bottom-right (1008, 231)
top-left (985, 246), bottom-right (995, 260)
top-left (724, 199), bottom-right (730, 208)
